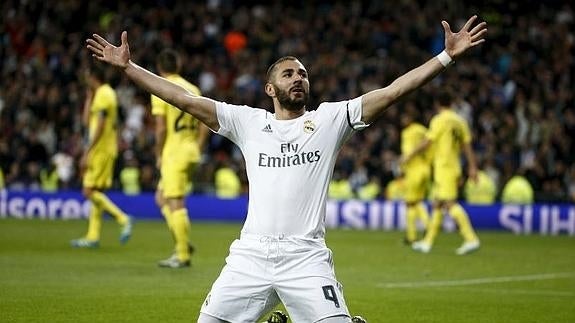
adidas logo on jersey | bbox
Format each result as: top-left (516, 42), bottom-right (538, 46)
top-left (262, 124), bottom-right (273, 133)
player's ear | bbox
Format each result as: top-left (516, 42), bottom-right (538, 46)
top-left (265, 82), bottom-right (275, 98)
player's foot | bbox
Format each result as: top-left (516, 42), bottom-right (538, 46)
top-left (455, 240), bottom-right (480, 255)
top-left (352, 315), bottom-right (367, 323)
top-left (412, 241), bottom-right (431, 253)
top-left (158, 255), bottom-right (190, 268)
top-left (157, 242), bottom-right (195, 268)
top-left (70, 238), bottom-right (99, 248)
top-left (266, 311), bottom-right (288, 323)
top-left (119, 216), bottom-right (133, 245)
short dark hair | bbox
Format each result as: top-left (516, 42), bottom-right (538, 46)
top-left (266, 56), bottom-right (299, 82)
top-left (89, 62), bottom-right (107, 82)
top-left (156, 49), bottom-right (181, 74)
top-left (437, 87), bottom-right (454, 107)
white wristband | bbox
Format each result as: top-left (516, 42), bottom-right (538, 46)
top-left (436, 50), bottom-right (453, 67)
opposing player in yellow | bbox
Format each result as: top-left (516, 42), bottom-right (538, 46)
top-left (406, 89), bottom-right (480, 255)
top-left (152, 49), bottom-right (209, 268)
top-left (399, 110), bottom-right (430, 245)
top-left (71, 64), bottom-right (132, 248)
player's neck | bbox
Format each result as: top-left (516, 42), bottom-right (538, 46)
top-left (274, 106), bottom-right (305, 120)
top-left (92, 81), bottom-right (103, 89)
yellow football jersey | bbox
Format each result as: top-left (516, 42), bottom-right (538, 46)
top-left (151, 74), bottom-right (202, 163)
top-left (89, 84), bottom-right (118, 156)
top-left (385, 177), bottom-right (405, 201)
top-left (426, 109), bottom-right (471, 174)
top-left (401, 122), bottom-right (431, 172)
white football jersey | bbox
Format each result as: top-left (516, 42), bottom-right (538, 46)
top-left (216, 97), bottom-right (363, 238)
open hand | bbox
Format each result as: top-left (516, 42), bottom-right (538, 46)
top-left (443, 15), bottom-right (487, 59)
top-left (86, 31), bottom-right (131, 69)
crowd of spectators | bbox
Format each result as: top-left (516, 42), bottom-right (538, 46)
top-left (1, 0), bottom-right (574, 202)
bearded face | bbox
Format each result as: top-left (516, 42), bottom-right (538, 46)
top-left (266, 58), bottom-right (311, 112)
top-left (272, 83), bottom-right (309, 111)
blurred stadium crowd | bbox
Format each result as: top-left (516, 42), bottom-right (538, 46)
top-left (1, 0), bottom-right (573, 202)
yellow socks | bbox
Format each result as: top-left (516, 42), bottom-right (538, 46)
top-left (171, 208), bottom-right (191, 262)
top-left (417, 202), bottom-right (430, 228)
top-left (449, 203), bottom-right (479, 242)
top-left (423, 208), bottom-right (443, 245)
top-left (91, 191), bottom-right (129, 225)
top-left (405, 206), bottom-right (417, 243)
top-left (406, 202), bottom-right (430, 243)
top-left (405, 204), bottom-right (417, 243)
top-left (161, 205), bottom-right (174, 231)
top-left (85, 205), bottom-right (103, 241)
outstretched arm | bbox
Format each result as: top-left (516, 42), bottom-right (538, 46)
top-left (86, 31), bottom-right (220, 131)
top-left (462, 142), bottom-right (478, 182)
top-left (361, 16), bottom-right (487, 124)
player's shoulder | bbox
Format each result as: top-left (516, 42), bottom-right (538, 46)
top-left (314, 99), bottom-right (354, 118)
top-left (443, 109), bottom-right (465, 121)
top-left (166, 74), bottom-right (185, 84)
top-left (219, 101), bottom-right (269, 119)
top-left (167, 75), bottom-right (201, 95)
top-left (317, 101), bottom-right (342, 108)
top-left (96, 83), bottom-right (115, 96)
top-left (410, 122), bottom-right (427, 132)
top-left (429, 112), bottom-right (444, 126)
top-left (444, 110), bottom-right (469, 130)
top-left (93, 84), bottom-right (117, 108)
top-left (317, 98), bottom-right (358, 109)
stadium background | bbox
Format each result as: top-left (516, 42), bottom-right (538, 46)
top-left (1, 1), bottom-right (574, 322)
top-left (1, 0), bottom-right (573, 203)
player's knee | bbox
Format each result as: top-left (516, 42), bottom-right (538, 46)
top-left (435, 200), bottom-right (451, 210)
top-left (154, 190), bottom-right (164, 206)
top-left (168, 197), bottom-right (185, 211)
top-left (444, 200), bottom-right (455, 207)
top-left (82, 187), bottom-right (93, 198)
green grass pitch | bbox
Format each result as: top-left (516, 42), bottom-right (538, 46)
top-left (1, 218), bottom-right (574, 322)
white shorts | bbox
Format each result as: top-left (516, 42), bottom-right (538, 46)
top-left (200, 233), bottom-right (350, 322)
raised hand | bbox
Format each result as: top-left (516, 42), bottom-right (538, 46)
top-left (443, 15), bottom-right (487, 59)
top-left (86, 31), bottom-right (131, 69)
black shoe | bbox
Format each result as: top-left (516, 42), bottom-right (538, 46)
top-left (266, 311), bottom-right (288, 323)
top-left (352, 315), bottom-right (367, 323)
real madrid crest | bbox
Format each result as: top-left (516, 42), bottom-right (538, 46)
top-left (303, 120), bottom-right (315, 134)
